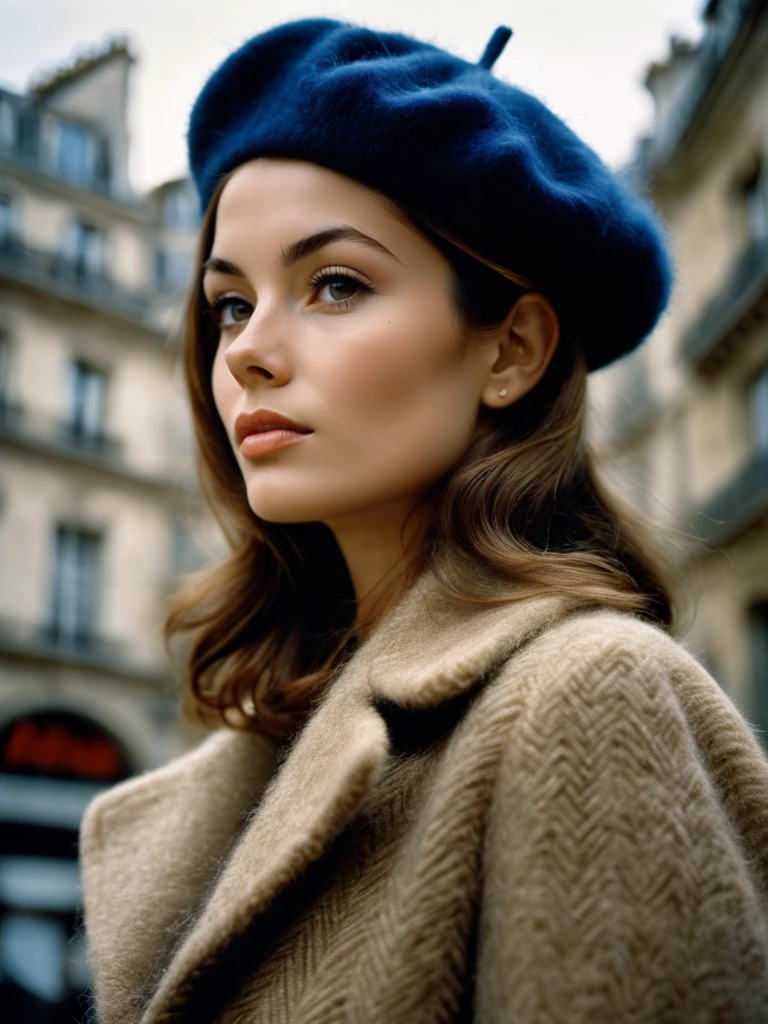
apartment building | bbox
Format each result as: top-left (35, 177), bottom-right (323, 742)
top-left (590, 0), bottom-right (768, 738)
top-left (0, 41), bottom-right (204, 1020)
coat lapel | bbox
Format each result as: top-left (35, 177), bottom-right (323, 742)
top-left (138, 656), bottom-right (390, 1023)
top-left (122, 572), bottom-right (579, 1024)
top-left (81, 728), bottom-right (279, 1024)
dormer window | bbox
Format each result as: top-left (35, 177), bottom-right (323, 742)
top-left (56, 121), bottom-right (93, 186)
top-left (94, 136), bottom-right (111, 189)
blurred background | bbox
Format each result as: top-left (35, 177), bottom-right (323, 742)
top-left (0, 0), bottom-right (766, 1019)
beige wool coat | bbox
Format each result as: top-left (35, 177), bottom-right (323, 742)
top-left (80, 572), bottom-right (768, 1024)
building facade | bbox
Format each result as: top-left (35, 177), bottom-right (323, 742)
top-left (589, 0), bottom-right (768, 740)
top-left (0, 42), bottom-right (205, 1020)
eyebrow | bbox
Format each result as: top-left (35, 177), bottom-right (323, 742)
top-left (201, 225), bottom-right (402, 279)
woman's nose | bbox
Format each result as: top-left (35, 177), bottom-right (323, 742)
top-left (223, 310), bottom-right (291, 387)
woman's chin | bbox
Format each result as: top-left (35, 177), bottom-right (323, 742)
top-left (245, 488), bottom-right (333, 525)
top-left (247, 501), bottom-right (318, 525)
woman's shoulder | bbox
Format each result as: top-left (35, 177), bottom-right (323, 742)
top-left (486, 603), bottom-right (768, 829)
top-left (529, 603), bottom-right (698, 668)
top-left (477, 606), bottom-right (768, 1020)
top-left (508, 603), bottom-right (722, 702)
top-left (485, 603), bottom-right (768, 775)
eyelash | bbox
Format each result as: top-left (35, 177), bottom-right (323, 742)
top-left (203, 266), bottom-right (373, 330)
top-left (308, 267), bottom-right (373, 311)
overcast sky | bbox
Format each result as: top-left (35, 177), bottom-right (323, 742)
top-left (0, 0), bottom-right (707, 194)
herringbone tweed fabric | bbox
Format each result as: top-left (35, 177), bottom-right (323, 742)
top-left (80, 572), bottom-right (768, 1023)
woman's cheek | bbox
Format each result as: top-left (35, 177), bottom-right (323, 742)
top-left (322, 307), bottom-right (455, 416)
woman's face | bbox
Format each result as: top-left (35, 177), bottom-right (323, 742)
top-left (207, 158), bottom-right (500, 527)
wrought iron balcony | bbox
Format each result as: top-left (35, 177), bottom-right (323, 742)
top-left (0, 94), bottom-right (113, 197)
top-left (1, 136), bottom-right (113, 196)
top-left (0, 615), bottom-right (170, 685)
top-left (0, 394), bottom-right (199, 498)
top-left (688, 448), bottom-right (768, 545)
top-left (0, 615), bottom-right (123, 664)
top-left (681, 235), bottom-right (768, 372)
top-left (0, 395), bottom-right (123, 465)
top-left (59, 421), bottom-right (123, 461)
top-left (0, 232), bottom-right (151, 325)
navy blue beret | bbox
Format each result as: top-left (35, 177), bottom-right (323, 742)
top-left (187, 18), bottom-right (674, 371)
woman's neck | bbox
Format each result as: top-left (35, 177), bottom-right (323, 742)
top-left (324, 494), bottom-right (431, 640)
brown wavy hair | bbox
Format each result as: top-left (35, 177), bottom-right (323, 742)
top-left (166, 169), bottom-right (680, 739)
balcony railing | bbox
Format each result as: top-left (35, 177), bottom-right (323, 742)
top-left (0, 104), bottom-right (113, 198)
top-left (1, 138), bottom-right (113, 196)
top-left (688, 448), bottom-right (768, 545)
top-left (0, 615), bottom-right (124, 665)
top-left (681, 235), bottom-right (768, 372)
top-left (0, 615), bottom-right (172, 686)
top-left (0, 395), bottom-right (123, 465)
top-left (0, 394), bottom-right (199, 498)
top-left (0, 232), bottom-right (151, 325)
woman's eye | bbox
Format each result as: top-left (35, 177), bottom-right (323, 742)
top-left (321, 277), bottom-right (358, 301)
top-left (207, 296), bottom-right (252, 328)
top-left (310, 269), bottom-right (371, 308)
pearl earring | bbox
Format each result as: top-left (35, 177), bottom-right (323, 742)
top-left (498, 388), bottom-right (507, 398)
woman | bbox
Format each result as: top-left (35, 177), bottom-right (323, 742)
top-left (80, 19), bottom-right (768, 1024)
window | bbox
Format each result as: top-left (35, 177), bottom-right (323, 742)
top-left (751, 603), bottom-right (768, 751)
top-left (0, 332), bottom-right (18, 432)
top-left (0, 332), bottom-right (9, 409)
top-left (56, 121), bottom-right (93, 185)
top-left (154, 248), bottom-right (168, 291)
top-left (161, 182), bottom-right (199, 230)
top-left (94, 136), bottom-right (111, 188)
top-left (0, 334), bottom-right (8, 394)
top-left (48, 526), bottom-right (102, 648)
top-left (66, 360), bottom-right (106, 444)
top-left (16, 107), bottom-right (38, 158)
top-left (0, 193), bottom-right (14, 242)
top-left (740, 156), bottom-right (768, 246)
top-left (0, 909), bottom-right (69, 1003)
top-left (154, 247), bottom-right (193, 293)
top-left (751, 365), bottom-right (768, 456)
top-left (0, 96), bottom-right (15, 149)
top-left (61, 219), bottom-right (106, 279)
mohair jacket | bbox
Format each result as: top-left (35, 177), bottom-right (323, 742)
top-left (80, 572), bottom-right (768, 1024)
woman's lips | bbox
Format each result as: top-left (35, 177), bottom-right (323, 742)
top-left (234, 409), bottom-right (313, 458)
top-left (240, 428), bottom-right (310, 458)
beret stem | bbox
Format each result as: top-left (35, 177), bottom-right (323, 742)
top-left (478, 26), bottom-right (513, 70)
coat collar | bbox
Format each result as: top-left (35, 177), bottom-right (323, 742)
top-left (96, 572), bottom-right (576, 1024)
top-left (363, 569), bottom-right (575, 707)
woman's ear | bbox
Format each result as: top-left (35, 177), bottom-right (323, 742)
top-left (480, 293), bottom-right (560, 409)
